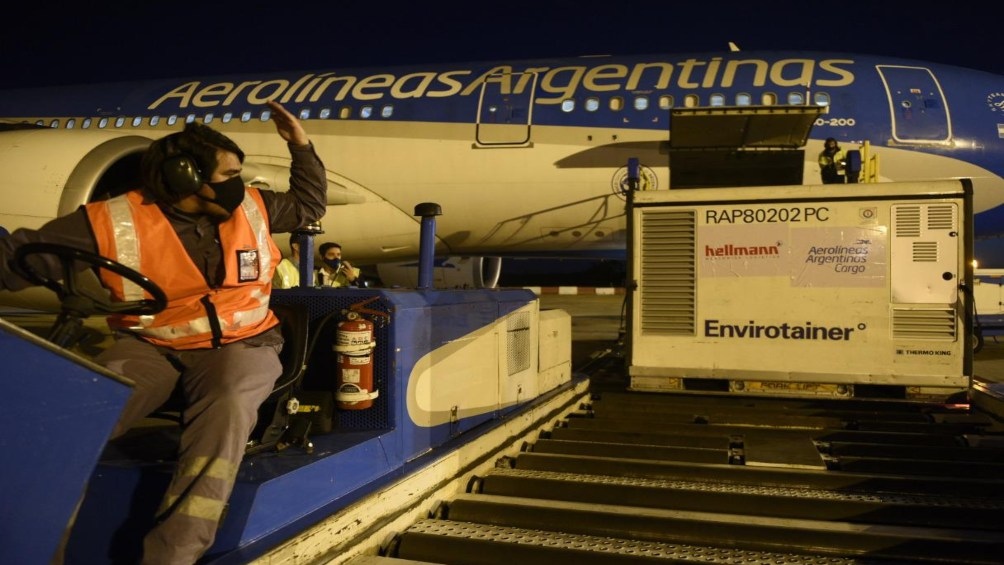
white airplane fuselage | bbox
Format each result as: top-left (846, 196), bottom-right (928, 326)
top-left (1, 50), bottom-right (1004, 298)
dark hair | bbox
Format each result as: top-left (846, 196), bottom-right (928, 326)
top-left (318, 242), bottom-right (342, 256)
top-left (289, 233), bottom-right (304, 254)
top-left (141, 122), bottom-right (245, 203)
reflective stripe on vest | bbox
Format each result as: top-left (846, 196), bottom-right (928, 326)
top-left (106, 196), bottom-right (145, 302)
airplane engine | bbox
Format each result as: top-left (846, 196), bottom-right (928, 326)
top-left (375, 256), bottom-right (502, 289)
top-left (0, 127), bottom-right (152, 232)
top-left (0, 128), bottom-right (153, 310)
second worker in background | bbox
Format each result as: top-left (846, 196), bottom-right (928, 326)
top-left (317, 241), bottom-right (360, 287)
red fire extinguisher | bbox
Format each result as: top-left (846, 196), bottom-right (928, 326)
top-left (335, 311), bottom-right (379, 410)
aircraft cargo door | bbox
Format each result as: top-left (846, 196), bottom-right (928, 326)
top-left (668, 105), bottom-right (824, 188)
top-left (876, 65), bottom-right (951, 144)
top-left (475, 72), bottom-right (536, 146)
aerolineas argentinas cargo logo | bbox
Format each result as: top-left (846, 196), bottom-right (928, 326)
top-left (704, 319), bottom-right (864, 341)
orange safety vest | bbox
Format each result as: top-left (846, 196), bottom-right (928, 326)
top-left (85, 188), bottom-right (280, 349)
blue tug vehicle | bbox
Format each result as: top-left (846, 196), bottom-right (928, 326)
top-left (0, 207), bottom-right (583, 564)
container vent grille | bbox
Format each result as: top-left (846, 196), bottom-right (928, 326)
top-left (640, 210), bottom-right (696, 335)
top-left (892, 308), bottom-right (957, 340)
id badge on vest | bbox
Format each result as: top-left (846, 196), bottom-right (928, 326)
top-left (237, 249), bottom-right (260, 282)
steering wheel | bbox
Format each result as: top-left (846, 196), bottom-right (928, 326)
top-left (13, 242), bottom-right (167, 317)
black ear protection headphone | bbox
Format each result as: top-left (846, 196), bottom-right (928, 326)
top-left (161, 154), bottom-right (204, 198)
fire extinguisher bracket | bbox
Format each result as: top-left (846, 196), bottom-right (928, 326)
top-left (336, 383), bottom-right (380, 403)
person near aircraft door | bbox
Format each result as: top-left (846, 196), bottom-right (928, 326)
top-left (818, 137), bottom-right (846, 184)
top-left (273, 232), bottom-right (306, 289)
top-left (317, 241), bottom-right (360, 287)
top-left (0, 100), bottom-right (327, 565)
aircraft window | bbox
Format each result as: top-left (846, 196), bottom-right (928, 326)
top-left (132, 117), bottom-right (142, 127)
top-left (260, 110), bottom-right (270, 121)
top-left (339, 107), bottom-right (352, 119)
top-left (114, 117), bottom-right (125, 128)
top-left (609, 96), bottom-right (624, 111)
top-left (149, 116), bottom-right (159, 126)
top-left (658, 95), bottom-right (673, 109)
top-left (167, 115), bottom-right (178, 126)
top-left (66, 119), bottom-right (75, 129)
top-left (241, 111), bottom-right (252, 122)
top-left (736, 93), bottom-right (752, 106)
top-left (381, 105), bottom-right (394, 118)
top-left (361, 106), bottom-right (373, 118)
top-left (82, 118), bottom-right (91, 129)
top-left (584, 97), bottom-right (600, 112)
top-left (99, 117), bottom-right (109, 128)
top-left (49, 119), bottom-right (59, 128)
top-left (814, 92), bottom-right (830, 107)
top-left (299, 109), bottom-right (310, 120)
top-left (561, 99), bottom-right (575, 112)
top-left (222, 112), bottom-right (233, 123)
top-left (34, 119), bottom-right (44, 126)
top-left (204, 113), bottom-right (214, 123)
top-left (633, 96), bottom-right (649, 111)
top-left (186, 114), bottom-right (197, 124)
top-left (683, 94), bottom-right (699, 107)
top-left (709, 94), bottom-right (725, 107)
top-left (761, 92), bottom-right (777, 105)
top-left (319, 108), bottom-right (332, 119)
top-left (787, 92), bottom-right (805, 105)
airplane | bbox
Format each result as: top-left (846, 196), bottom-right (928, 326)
top-left (1, 48), bottom-right (1004, 309)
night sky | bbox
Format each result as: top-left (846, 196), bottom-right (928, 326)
top-left (1, 1), bottom-right (999, 90)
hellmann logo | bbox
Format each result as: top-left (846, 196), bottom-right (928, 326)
top-left (705, 319), bottom-right (860, 341)
top-left (705, 244), bottom-right (780, 258)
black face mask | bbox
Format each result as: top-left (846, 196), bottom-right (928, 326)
top-left (323, 258), bottom-right (341, 270)
top-left (198, 175), bottom-right (245, 214)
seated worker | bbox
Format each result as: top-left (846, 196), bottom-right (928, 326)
top-left (0, 100), bottom-right (327, 565)
top-left (272, 232), bottom-right (305, 289)
top-left (317, 241), bottom-right (360, 287)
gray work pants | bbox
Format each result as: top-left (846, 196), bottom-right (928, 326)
top-left (96, 333), bottom-right (282, 565)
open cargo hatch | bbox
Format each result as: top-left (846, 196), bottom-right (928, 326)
top-left (669, 105), bottom-right (826, 188)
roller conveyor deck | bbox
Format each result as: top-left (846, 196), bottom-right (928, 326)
top-left (377, 385), bottom-right (1004, 564)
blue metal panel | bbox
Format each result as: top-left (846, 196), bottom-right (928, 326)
top-left (59, 287), bottom-right (540, 562)
top-left (0, 318), bottom-right (132, 565)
